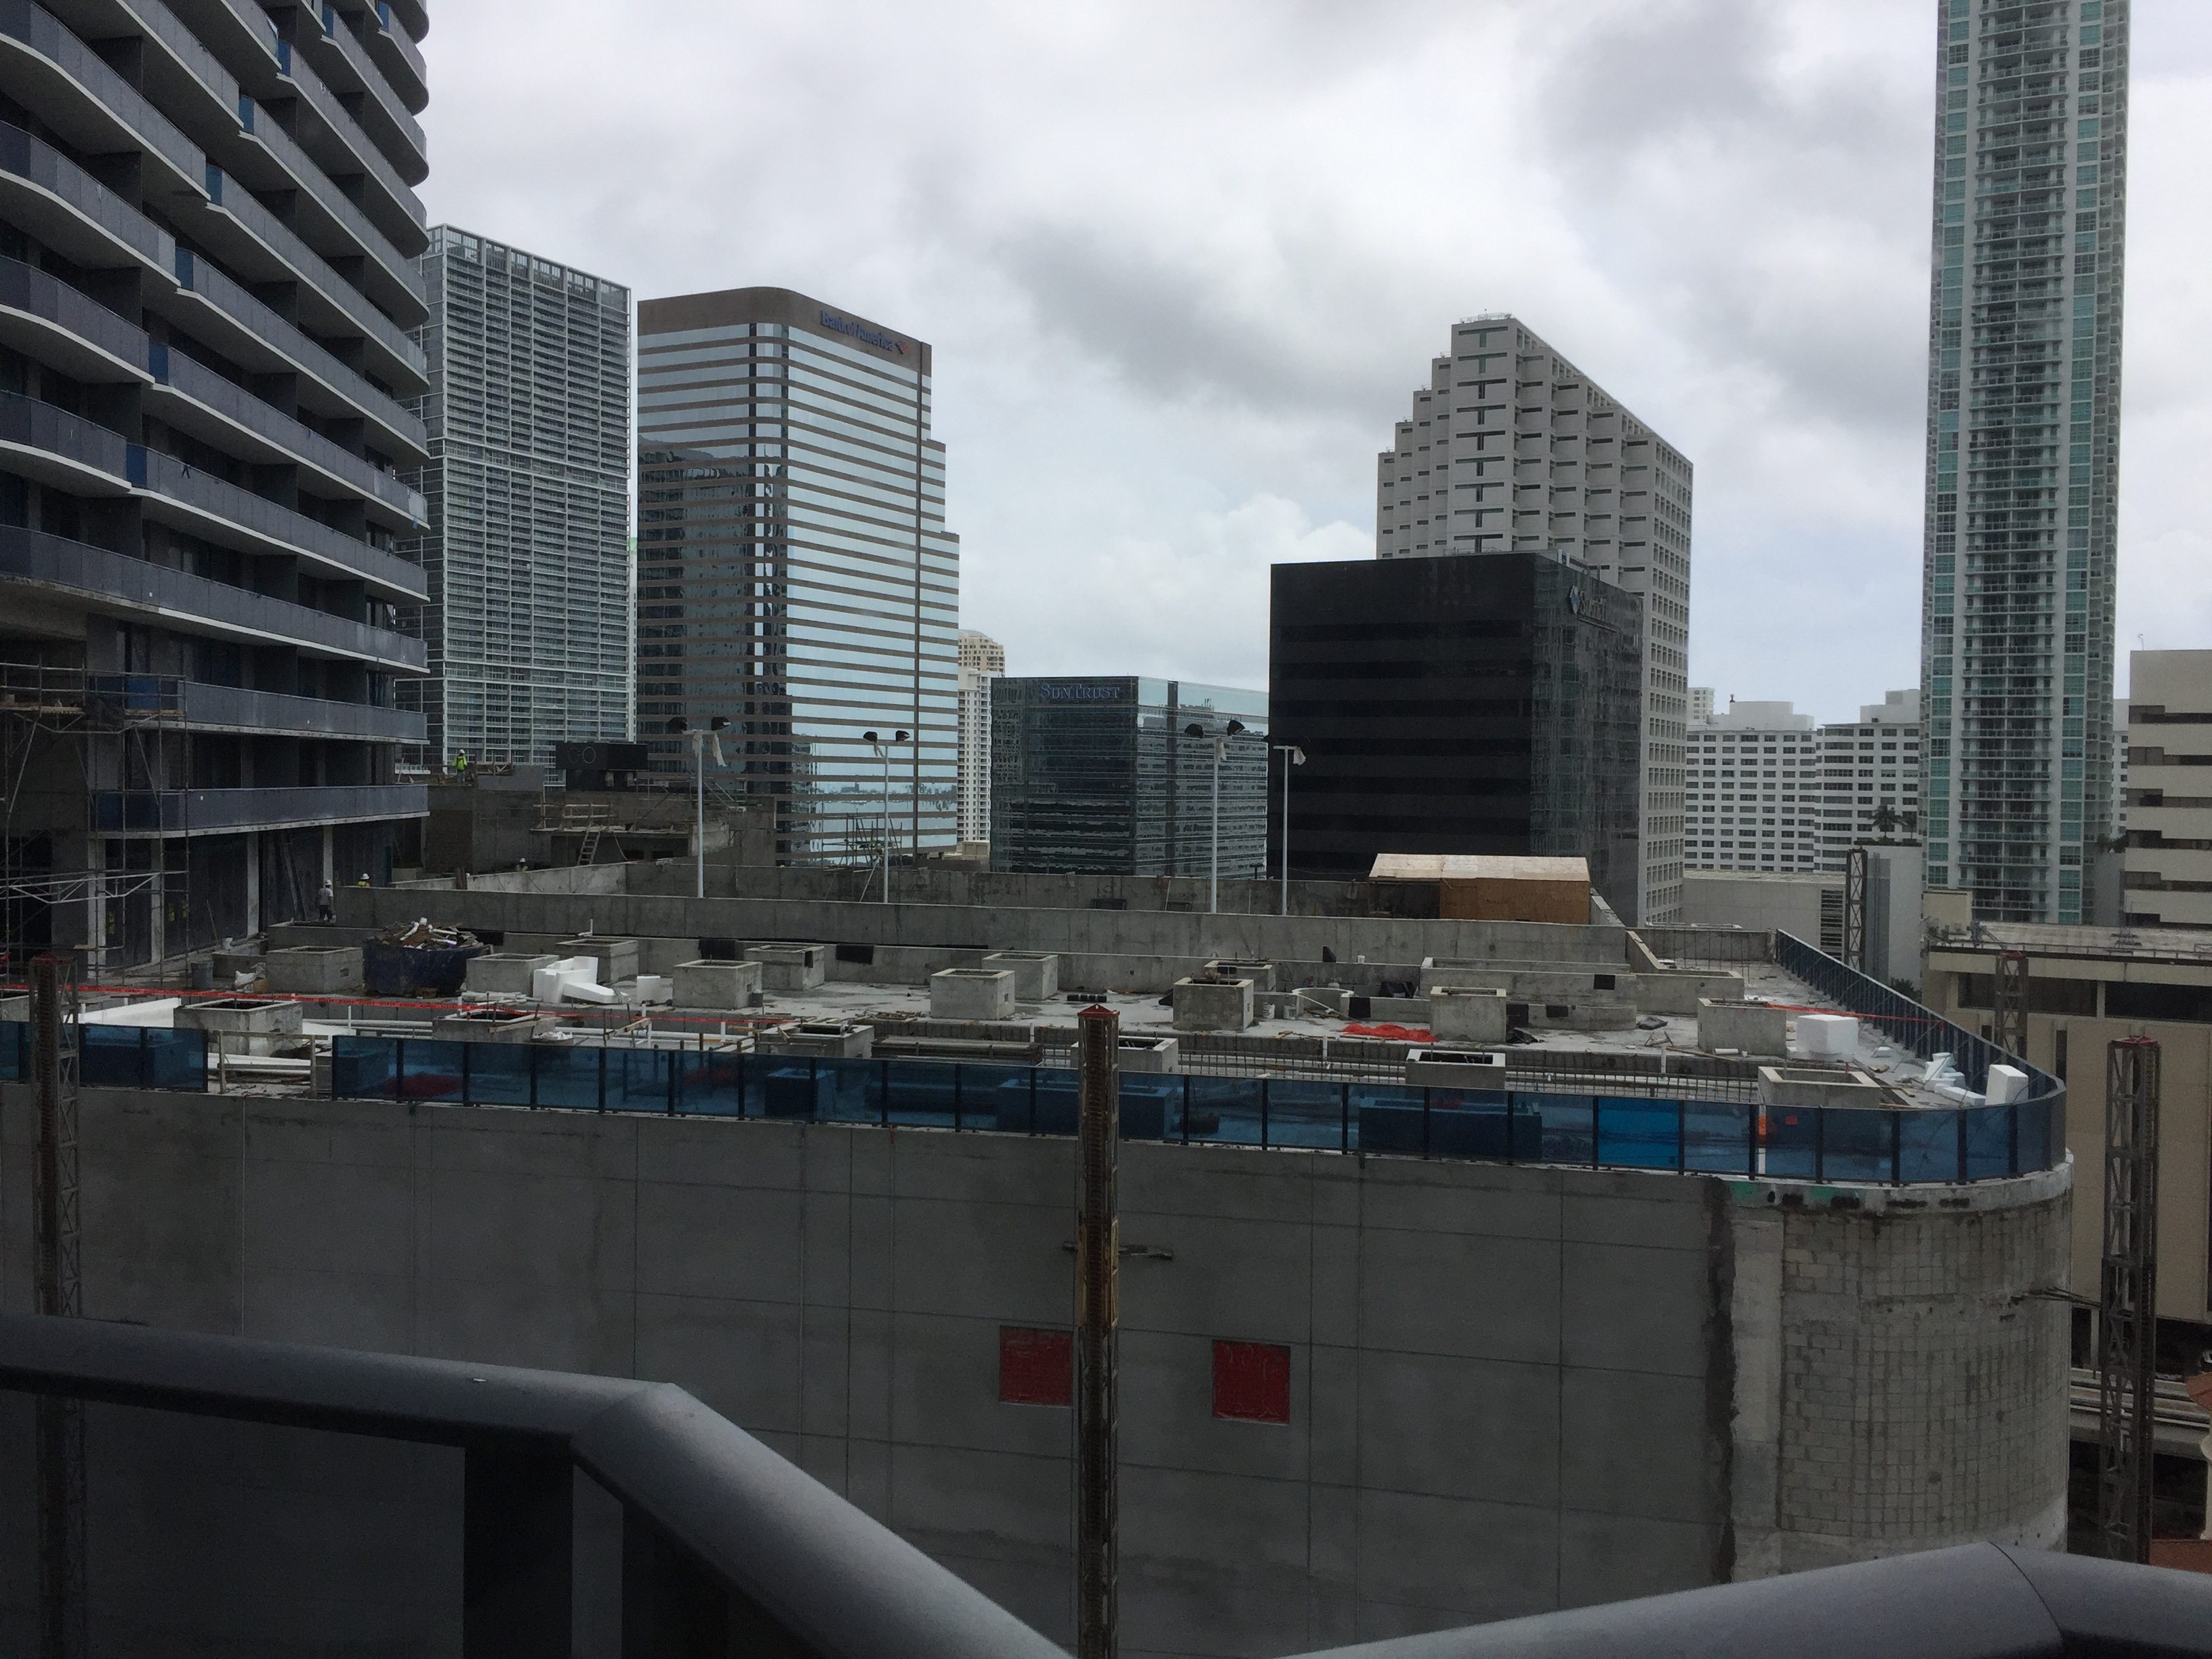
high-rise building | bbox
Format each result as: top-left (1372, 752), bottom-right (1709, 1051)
top-left (2118, 652), bottom-right (2212, 927)
top-left (989, 678), bottom-right (1268, 877)
top-left (1685, 702), bottom-right (1824, 874)
top-left (956, 629), bottom-right (1004, 846)
top-left (1376, 314), bottom-right (1691, 924)
top-left (1921, 0), bottom-right (2129, 922)
top-left (1818, 691), bottom-right (1924, 866)
top-left (1689, 686), bottom-right (1716, 724)
top-left (636, 289), bottom-right (958, 863)
top-left (1269, 554), bottom-right (1645, 917)
top-left (405, 228), bottom-right (631, 769)
top-left (0, 0), bottom-right (431, 965)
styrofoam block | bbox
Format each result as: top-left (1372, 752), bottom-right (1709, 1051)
top-left (1796, 1013), bottom-right (1859, 1057)
top-left (531, 957), bottom-right (598, 1002)
top-left (1985, 1063), bottom-right (2028, 1106)
top-left (633, 975), bottom-right (672, 1005)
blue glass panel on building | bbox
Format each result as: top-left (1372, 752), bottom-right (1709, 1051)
top-left (1761, 1105), bottom-right (1818, 1181)
top-left (1963, 1103), bottom-right (2012, 1180)
top-left (1033, 1067), bottom-right (1080, 1135)
top-left (1820, 1109), bottom-right (1892, 1184)
top-left (1900, 1109), bottom-right (1961, 1183)
top-left (1596, 1097), bottom-right (1680, 1171)
top-left (886, 1060), bottom-right (958, 1127)
top-left (1265, 1080), bottom-right (1344, 1150)
top-left (402, 1041), bottom-right (465, 1105)
top-left (142, 1028), bottom-right (206, 1092)
top-left (960, 1063), bottom-right (1033, 1133)
top-left (469, 1044), bottom-right (533, 1107)
top-left (1349, 1084), bottom-right (1426, 1155)
top-left (535, 1045), bottom-right (602, 1111)
top-left (2015, 1094), bottom-right (2056, 1174)
top-left (607, 1049), bottom-right (674, 1114)
top-left (79, 1027), bottom-right (144, 1088)
top-left (330, 1035), bottom-right (398, 1099)
top-left (758, 1059), bottom-right (823, 1120)
top-left (1118, 1076), bottom-right (1176, 1141)
top-left (1427, 1089), bottom-right (1512, 1160)
top-left (676, 1050), bottom-right (744, 1115)
top-left (1513, 1094), bottom-right (1595, 1166)
top-left (1185, 1076), bottom-right (1262, 1145)
top-left (1683, 1101), bottom-right (1752, 1173)
top-left (815, 1057), bottom-right (878, 1123)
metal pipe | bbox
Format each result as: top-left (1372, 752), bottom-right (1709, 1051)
top-left (693, 732), bottom-right (705, 901)
top-left (1074, 1003), bottom-right (1120, 1659)
top-left (1209, 740), bottom-right (1220, 916)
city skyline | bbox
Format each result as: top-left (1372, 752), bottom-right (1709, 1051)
top-left (416, 1), bottom-right (2212, 720)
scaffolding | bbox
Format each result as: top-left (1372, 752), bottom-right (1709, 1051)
top-left (0, 664), bottom-right (189, 979)
top-left (2097, 1036), bottom-right (2160, 1564)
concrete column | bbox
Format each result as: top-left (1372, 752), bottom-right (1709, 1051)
top-left (323, 824), bottom-right (335, 889)
top-left (85, 836), bottom-right (106, 970)
top-left (245, 831), bottom-right (262, 937)
top-left (1728, 1206), bottom-right (1784, 1579)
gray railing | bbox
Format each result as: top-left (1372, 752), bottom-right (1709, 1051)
top-left (0, 119), bottom-right (173, 269)
top-left (305, 1), bottom-right (422, 160)
top-left (0, 0), bottom-right (205, 190)
top-left (173, 677), bottom-right (426, 741)
top-left (236, 93), bottom-right (422, 290)
top-left (0, 524), bottom-right (427, 670)
top-left (0, 252), bottom-right (150, 369)
top-left (91, 781), bottom-right (426, 832)
top-left (367, 0), bottom-right (426, 99)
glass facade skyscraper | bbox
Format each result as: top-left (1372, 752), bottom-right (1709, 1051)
top-left (636, 289), bottom-right (958, 863)
top-left (1921, 0), bottom-right (2129, 922)
top-left (989, 678), bottom-right (1269, 877)
top-left (406, 228), bottom-right (631, 769)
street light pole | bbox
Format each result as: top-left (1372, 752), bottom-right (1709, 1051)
top-left (864, 729), bottom-right (909, 904)
top-left (1272, 743), bottom-right (1305, 916)
top-left (1186, 718), bottom-right (1246, 916)
top-left (666, 715), bottom-right (729, 901)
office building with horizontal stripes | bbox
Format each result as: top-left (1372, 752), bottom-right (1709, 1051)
top-left (404, 226), bottom-right (631, 771)
top-left (0, 0), bottom-right (432, 965)
top-left (636, 288), bottom-right (957, 864)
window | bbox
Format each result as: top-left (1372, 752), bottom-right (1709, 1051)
top-left (1000, 1326), bottom-right (1071, 1406)
top-left (1212, 1340), bottom-right (1291, 1425)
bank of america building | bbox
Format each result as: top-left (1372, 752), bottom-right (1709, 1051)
top-left (636, 289), bottom-right (958, 863)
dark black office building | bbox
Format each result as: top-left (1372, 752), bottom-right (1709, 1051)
top-left (1268, 554), bottom-right (1644, 916)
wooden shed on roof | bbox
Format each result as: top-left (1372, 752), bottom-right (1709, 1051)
top-left (1367, 855), bottom-right (1592, 926)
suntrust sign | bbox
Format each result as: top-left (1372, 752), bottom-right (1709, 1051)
top-left (819, 309), bottom-right (908, 356)
top-left (1034, 682), bottom-right (1125, 703)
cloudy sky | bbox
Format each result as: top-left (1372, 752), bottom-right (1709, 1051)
top-left (419, 0), bottom-right (2212, 723)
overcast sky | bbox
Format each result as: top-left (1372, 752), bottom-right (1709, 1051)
top-left (419, 0), bottom-right (2212, 723)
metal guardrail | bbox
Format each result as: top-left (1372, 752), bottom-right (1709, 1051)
top-left (0, 1311), bottom-right (1065, 1659)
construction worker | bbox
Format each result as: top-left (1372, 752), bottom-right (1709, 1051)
top-left (316, 878), bottom-right (333, 922)
top-left (453, 749), bottom-right (470, 779)
top-left (356, 872), bottom-right (371, 888)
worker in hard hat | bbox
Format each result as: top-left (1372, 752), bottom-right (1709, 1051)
top-left (316, 878), bottom-right (333, 922)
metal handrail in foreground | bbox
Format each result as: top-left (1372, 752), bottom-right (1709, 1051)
top-left (3, 1313), bottom-right (2211, 1658)
top-left (0, 1310), bottom-right (1064, 1659)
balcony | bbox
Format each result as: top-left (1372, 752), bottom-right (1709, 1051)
top-left (126, 438), bottom-right (427, 602)
top-left (0, 384), bottom-right (132, 491)
top-left (0, 117), bottom-right (177, 281)
top-left (365, 0), bottom-right (425, 110)
top-left (379, 0), bottom-right (424, 59)
top-left (148, 341), bottom-right (426, 529)
top-left (165, 247), bottom-right (428, 464)
top-left (300, 1), bottom-right (425, 184)
top-left (88, 672), bottom-right (426, 740)
top-left (0, 523), bottom-right (427, 670)
top-left (0, 0), bottom-right (205, 199)
top-left (91, 779), bottom-right (426, 832)
top-left (196, 165), bottom-right (427, 391)
top-left (274, 33), bottom-right (424, 244)
top-left (235, 94), bottom-right (428, 293)
top-left (0, 253), bottom-right (150, 383)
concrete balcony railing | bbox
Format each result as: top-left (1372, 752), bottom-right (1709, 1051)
top-left (199, 165), bottom-right (426, 389)
top-left (125, 437), bottom-right (428, 602)
top-left (84, 673), bottom-right (426, 741)
top-left (236, 94), bottom-right (426, 302)
top-left (377, 0), bottom-right (424, 61)
top-left (0, 523), bottom-right (427, 671)
top-left (150, 342), bottom-right (426, 529)
top-left (302, 1), bottom-right (424, 177)
top-left (0, 118), bottom-right (171, 272)
top-left (365, 0), bottom-right (425, 108)
top-left (169, 248), bottom-right (428, 464)
top-left (275, 33), bottom-right (424, 241)
top-left (0, 252), bottom-right (150, 381)
top-left (91, 780), bottom-right (427, 833)
top-left (0, 0), bottom-right (205, 197)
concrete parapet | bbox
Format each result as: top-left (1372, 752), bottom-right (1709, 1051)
top-left (558, 937), bottom-right (639, 985)
top-left (1755, 1065), bottom-right (1886, 1109)
top-left (430, 1009), bottom-right (550, 1043)
top-left (175, 997), bottom-right (304, 1036)
top-left (1172, 973), bottom-right (1254, 1032)
top-left (1699, 998), bottom-right (1788, 1057)
top-left (760, 1019), bottom-right (872, 1058)
top-left (1429, 986), bottom-right (1509, 1044)
top-left (1208, 958), bottom-right (1275, 991)
top-left (981, 951), bottom-right (1059, 1002)
top-left (1404, 1047), bottom-right (1511, 1088)
top-left (262, 945), bottom-right (362, 996)
top-left (1118, 1034), bottom-right (1180, 1073)
top-left (746, 943), bottom-right (829, 993)
top-left (464, 953), bottom-right (558, 996)
top-left (930, 968), bottom-right (1017, 1021)
top-left (672, 959), bottom-right (764, 1010)
top-left (1635, 969), bottom-right (1746, 1016)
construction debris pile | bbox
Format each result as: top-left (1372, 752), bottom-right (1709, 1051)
top-left (363, 919), bottom-right (489, 997)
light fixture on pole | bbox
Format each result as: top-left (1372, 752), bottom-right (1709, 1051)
top-left (1184, 718), bottom-right (1246, 915)
top-left (863, 729), bottom-right (909, 904)
top-left (666, 715), bottom-right (730, 900)
top-left (1271, 743), bottom-right (1305, 916)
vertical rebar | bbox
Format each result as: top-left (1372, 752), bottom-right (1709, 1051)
top-left (32, 953), bottom-right (85, 1659)
top-left (1074, 1004), bottom-right (1120, 1659)
top-left (2097, 1035), bottom-right (2160, 1563)
top-left (1992, 947), bottom-right (2029, 1061)
top-left (1843, 844), bottom-right (1868, 972)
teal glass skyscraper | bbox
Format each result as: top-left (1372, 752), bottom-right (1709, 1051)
top-left (1921, 0), bottom-right (2129, 922)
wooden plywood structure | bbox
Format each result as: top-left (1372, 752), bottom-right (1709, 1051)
top-left (1368, 855), bottom-right (1592, 926)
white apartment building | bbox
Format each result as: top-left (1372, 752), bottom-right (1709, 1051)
top-left (1685, 701), bottom-right (1824, 872)
top-left (2121, 652), bottom-right (2212, 927)
top-left (1686, 689), bottom-right (1921, 875)
top-left (1818, 690), bottom-right (1924, 866)
top-left (1376, 314), bottom-right (1692, 924)
top-left (957, 630), bottom-right (1005, 846)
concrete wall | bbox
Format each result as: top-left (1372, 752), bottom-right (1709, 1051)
top-left (0, 1084), bottom-right (2074, 1658)
top-left (1682, 873), bottom-right (1835, 943)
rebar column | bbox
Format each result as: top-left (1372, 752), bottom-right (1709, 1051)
top-left (1074, 1004), bottom-right (1120, 1659)
top-left (1992, 948), bottom-right (2029, 1061)
top-left (1843, 846), bottom-right (1868, 972)
top-left (32, 953), bottom-right (85, 1659)
top-left (2097, 1036), bottom-right (2160, 1564)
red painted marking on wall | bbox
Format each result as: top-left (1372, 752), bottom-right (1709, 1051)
top-left (998, 1326), bottom-right (1072, 1407)
top-left (1212, 1340), bottom-right (1290, 1425)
